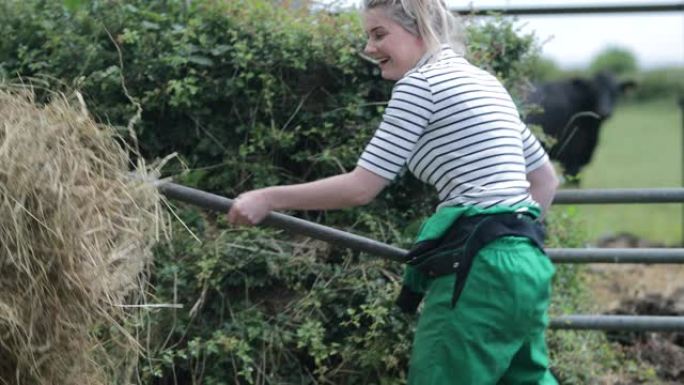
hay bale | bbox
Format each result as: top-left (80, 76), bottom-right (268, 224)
top-left (0, 86), bottom-right (163, 385)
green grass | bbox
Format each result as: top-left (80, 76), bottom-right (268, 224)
top-left (553, 97), bottom-right (684, 246)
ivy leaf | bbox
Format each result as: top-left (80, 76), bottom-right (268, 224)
top-left (188, 55), bottom-right (214, 67)
top-left (211, 45), bottom-right (232, 56)
top-left (141, 21), bottom-right (161, 31)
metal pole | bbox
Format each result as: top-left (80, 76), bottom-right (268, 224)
top-left (554, 188), bottom-right (684, 204)
top-left (452, 2), bottom-right (684, 16)
top-left (550, 315), bottom-right (684, 332)
top-left (547, 248), bottom-right (684, 264)
top-left (157, 182), bottom-right (684, 264)
top-left (158, 181), bottom-right (408, 262)
top-left (680, 96), bottom-right (684, 245)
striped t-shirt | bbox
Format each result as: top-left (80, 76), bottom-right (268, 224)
top-left (357, 45), bottom-right (549, 210)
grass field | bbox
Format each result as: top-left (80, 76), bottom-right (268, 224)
top-left (552, 97), bottom-right (684, 246)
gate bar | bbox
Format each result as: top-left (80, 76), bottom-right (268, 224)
top-left (157, 182), bottom-right (684, 263)
top-left (548, 248), bottom-right (684, 263)
top-left (554, 188), bottom-right (684, 204)
top-left (453, 2), bottom-right (684, 16)
top-left (550, 315), bottom-right (684, 332)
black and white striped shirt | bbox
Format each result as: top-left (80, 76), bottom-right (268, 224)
top-left (357, 46), bottom-right (548, 210)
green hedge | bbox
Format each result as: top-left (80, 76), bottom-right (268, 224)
top-left (0, 1), bottom-right (627, 384)
top-left (630, 67), bottom-right (684, 102)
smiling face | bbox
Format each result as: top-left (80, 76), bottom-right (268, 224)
top-left (363, 7), bottom-right (427, 81)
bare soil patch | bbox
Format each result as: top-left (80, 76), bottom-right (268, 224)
top-left (584, 233), bottom-right (684, 384)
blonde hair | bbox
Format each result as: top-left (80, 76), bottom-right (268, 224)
top-left (363, 0), bottom-right (465, 56)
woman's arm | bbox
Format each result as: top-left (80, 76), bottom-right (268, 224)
top-left (227, 166), bottom-right (389, 225)
top-left (526, 160), bottom-right (559, 217)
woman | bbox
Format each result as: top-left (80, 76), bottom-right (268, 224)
top-left (228, 0), bottom-right (559, 383)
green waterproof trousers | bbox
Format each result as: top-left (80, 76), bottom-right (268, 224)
top-left (407, 236), bottom-right (557, 385)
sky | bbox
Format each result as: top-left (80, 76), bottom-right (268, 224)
top-left (320, 0), bottom-right (684, 69)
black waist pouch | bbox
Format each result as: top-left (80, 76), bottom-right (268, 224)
top-left (396, 212), bottom-right (546, 314)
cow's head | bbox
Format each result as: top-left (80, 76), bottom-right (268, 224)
top-left (592, 71), bottom-right (636, 119)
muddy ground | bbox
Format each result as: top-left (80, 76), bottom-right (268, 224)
top-left (584, 233), bottom-right (684, 384)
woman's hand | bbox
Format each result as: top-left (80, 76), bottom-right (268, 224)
top-left (227, 190), bottom-right (272, 226)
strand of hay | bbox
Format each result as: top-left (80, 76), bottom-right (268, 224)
top-left (0, 85), bottom-right (163, 385)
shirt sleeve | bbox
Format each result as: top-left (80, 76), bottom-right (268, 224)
top-left (357, 72), bottom-right (433, 181)
top-left (520, 124), bottom-right (550, 173)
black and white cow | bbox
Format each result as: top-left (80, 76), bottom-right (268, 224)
top-left (525, 71), bottom-right (635, 183)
